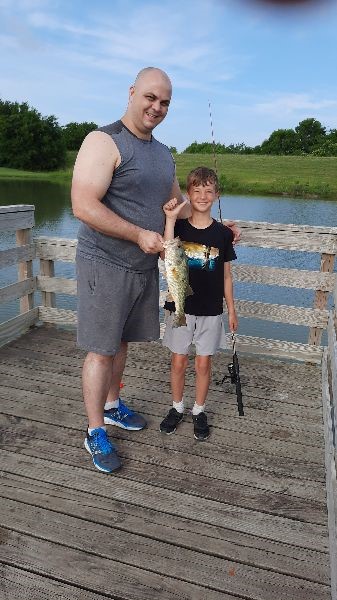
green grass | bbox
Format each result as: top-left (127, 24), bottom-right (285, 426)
top-left (1, 151), bottom-right (337, 199)
top-left (0, 151), bottom-right (77, 183)
top-left (174, 154), bottom-right (337, 198)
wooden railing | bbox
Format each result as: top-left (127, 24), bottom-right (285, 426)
top-left (0, 205), bottom-right (38, 346)
top-left (322, 278), bottom-right (337, 600)
top-left (1, 205), bottom-right (337, 363)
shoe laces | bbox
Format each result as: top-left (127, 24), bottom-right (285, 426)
top-left (164, 408), bottom-right (180, 425)
top-left (91, 429), bottom-right (114, 455)
top-left (114, 400), bottom-right (132, 420)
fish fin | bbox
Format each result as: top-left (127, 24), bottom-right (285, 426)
top-left (172, 313), bottom-right (187, 328)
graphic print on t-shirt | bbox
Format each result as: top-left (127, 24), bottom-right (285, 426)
top-left (182, 241), bottom-right (219, 272)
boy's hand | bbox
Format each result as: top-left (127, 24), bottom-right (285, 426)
top-left (163, 197), bottom-right (188, 219)
top-left (228, 310), bottom-right (238, 333)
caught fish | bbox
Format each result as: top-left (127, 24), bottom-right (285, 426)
top-left (163, 237), bottom-right (193, 327)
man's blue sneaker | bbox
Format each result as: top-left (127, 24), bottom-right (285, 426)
top-left (104, 400), bottom-right (147, 431)
top-left (84, 428), bottom-right (121, 473)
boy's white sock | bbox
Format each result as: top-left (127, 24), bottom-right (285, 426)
top-left (104, 398), bottom-right (120, 410)
top-left (192, 403), bottom-right (205, 416)
top-left (88, 425), bottom-right (107, 435)
top-left (173, 399), bottom-right (184, 414)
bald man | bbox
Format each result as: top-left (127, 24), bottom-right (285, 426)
top-left (72, 67), bottom-right (238, 473)
top-left (72, 67), bottom-right (188, 472)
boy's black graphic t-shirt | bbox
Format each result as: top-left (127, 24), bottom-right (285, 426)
top-left (164, 219), bottom-right (237, 316)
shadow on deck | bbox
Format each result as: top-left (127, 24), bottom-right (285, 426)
top-left (0, 324), bottom-right (332, 600)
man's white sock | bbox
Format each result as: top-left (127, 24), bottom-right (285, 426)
top-left (88, 425), bottom-right (107, 435)
top-left (105, 398), bottom-right (120, 410)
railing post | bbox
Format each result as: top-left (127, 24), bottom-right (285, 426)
top-left (308, 253), bottom-right (335, 346)
top-left (40, 259), bottom-right (56, 308)
top-left (16, 227), bottom-right (34, 313)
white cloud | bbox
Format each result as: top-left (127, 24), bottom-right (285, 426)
top-left (255, 93), bottom-right (337, 116)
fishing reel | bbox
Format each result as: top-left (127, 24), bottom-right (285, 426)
top-left (222, 361), bottom-right (237, 385)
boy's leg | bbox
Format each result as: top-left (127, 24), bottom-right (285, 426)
top-left (171, 352), bottom-right (189, 403)
top-left (160, 353), bottom-right (188, 434)
top-left (194, 355), bottom-right (212, 409)
top-left (192, 354), bottom-right (211, 441)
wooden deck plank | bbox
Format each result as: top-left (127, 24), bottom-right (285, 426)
top-left (0, 499), bottom-right (331, 600)
top-left (0, 369), bottom-right (325, 447)
top-left (0, 450), bottom-right (328, 551)
top-left (0, 412), bottom-right (326, 503)
top-left (0, 416), bottom-right (327, 524)
top-left (0, 564), bottom-right (113, 600)
top-left (0, 359), bottom-right (325, 423)
top-left (0, 529), bottom-right (239, 600)
top-left (0, 325), bottom-right (331, 599)
top-left (0, 472), bottom-right (329, 584)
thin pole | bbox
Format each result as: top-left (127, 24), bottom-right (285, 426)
top-left (208, 100), bottom-right (222, 222)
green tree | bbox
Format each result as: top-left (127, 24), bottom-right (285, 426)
top-left (0, 99), bottom-right (66, 170)
top-left (295, 118), bottom-right (326, 154)
top-left (312, 140), bottom-right (337, 156)
top-left (169, 146), bottom-right (178, 154)
top-left (62, 121), bottom-right (97, 150)
top-left (260, 128), bottom-right (299, 155)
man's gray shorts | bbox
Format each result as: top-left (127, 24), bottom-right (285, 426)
top-left (76, 255), bottom-right (160, 355)
top-left (162, 313), bottom-right (227, 356)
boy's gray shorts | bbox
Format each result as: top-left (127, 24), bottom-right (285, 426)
top-left (162, 313), bottom-right (227, 356)
top-left (76, 255), bottom-right (160, 355)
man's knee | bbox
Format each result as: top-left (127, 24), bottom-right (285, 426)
top-left (85, 352), bottom-right (114, 367)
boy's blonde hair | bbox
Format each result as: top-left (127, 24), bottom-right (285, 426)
top-left (186, 166), bottom-right (219, 194)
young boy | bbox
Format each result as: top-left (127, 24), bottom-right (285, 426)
top-left (160, 166), bottom-right (238, 441)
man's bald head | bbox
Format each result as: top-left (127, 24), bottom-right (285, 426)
top-left (122, 66), bottom-right (172, 139)
top-left (134, 67), bottom-right (172, 92)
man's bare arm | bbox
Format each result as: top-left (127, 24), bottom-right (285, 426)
top-left (71, 131), bottom-right (163, 253)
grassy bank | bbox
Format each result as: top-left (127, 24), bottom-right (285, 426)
top-left (1, 152), bottom-right (337, 199)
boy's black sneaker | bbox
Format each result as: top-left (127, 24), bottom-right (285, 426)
top-left (160, 408), bottom-right (183, 435)
top-left (193, 412), bottom-right (210, 441)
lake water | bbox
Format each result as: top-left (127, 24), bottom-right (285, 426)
top-left (1, 180), bottom-right (336, 344)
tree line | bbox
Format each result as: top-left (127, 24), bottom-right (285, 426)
top-left (0, 99), bottom-right (97, 171)
top-left (182, 118), bottom-right (337, 157)
top-left (1, 98), bottom-right (337, 172)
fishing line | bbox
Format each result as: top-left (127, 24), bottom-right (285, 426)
top-left (208, 100), bottom-right (223, 223)
top-left (208, 102), bottom-right (244, 416)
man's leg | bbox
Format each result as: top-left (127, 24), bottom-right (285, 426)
top-left (103, 341), bottom-right (147, 431)
top-left (82, 351), bottom-right (114, 428)
top-left (82, 351), bottom-right (121, 473)
top-left (106, 341), bottom-right (128, 403)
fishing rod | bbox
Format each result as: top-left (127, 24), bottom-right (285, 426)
top-left (223, 333), bottom-right (244, 416)
top-left (208, 100), bottom-right (244, 416)
top-left (208, 100), bottom-right (223, 223)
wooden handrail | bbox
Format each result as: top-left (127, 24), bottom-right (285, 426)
top-left (1, 207), bottom-right (337, 360)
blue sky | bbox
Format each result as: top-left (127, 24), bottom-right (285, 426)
top-left (1, 0), bottom-right (337, 151)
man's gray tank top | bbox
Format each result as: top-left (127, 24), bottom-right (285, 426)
top-left (77, 120), bottom-right (175, 272)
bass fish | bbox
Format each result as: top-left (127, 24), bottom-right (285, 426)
top-left (163, 237), bottom-right (193, 327)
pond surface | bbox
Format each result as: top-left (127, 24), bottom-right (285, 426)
top-left (1, 180), bottom-right (336, 344)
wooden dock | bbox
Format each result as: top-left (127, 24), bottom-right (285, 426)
top-left (1, 203), bottom-right (337, 598)
top-left (0, 324), bottom-right (333, 599)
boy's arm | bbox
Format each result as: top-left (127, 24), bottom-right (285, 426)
top-left (224, 262), bottom-right (238, 332)
top-left (159, 197), bottom-right (188, 259)
top-left (170, 177), bottom-right (191, 219)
